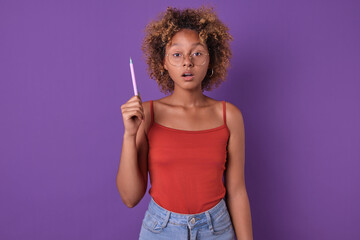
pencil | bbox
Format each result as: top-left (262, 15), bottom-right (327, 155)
top-left (129, 58), bottom-right (138, 96)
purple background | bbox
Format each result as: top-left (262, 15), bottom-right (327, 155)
top-left (1, 0), bottom-right (359, 239)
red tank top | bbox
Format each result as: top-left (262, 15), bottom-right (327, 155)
top-left (147, 100), bottom-right (230, 214)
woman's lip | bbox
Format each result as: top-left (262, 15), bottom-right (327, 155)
top-left (182, 75), bottom-right (194, 81)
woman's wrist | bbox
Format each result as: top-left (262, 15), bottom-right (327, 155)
top-left (123, 132), bottom-right (137, 140)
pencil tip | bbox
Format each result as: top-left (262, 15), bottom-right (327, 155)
top-left (130, 57), bottom-right (133, 64)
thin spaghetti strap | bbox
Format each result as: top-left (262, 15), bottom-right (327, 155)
top-left (146, 100), bottom-right (154, 135)
top-left (222, 100), bottom-right (227, 125)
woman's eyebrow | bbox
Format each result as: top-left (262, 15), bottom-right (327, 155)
top-left (192, 42), bottom-right (205, 47)
top-left (169, 42), bottom-right (205, 48)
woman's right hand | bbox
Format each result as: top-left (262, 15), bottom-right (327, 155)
top-left (120, 95), bottom-right (144, 137)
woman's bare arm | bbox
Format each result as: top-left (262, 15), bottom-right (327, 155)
top-left (116, 97), bottom-right (150, 208)
top-left (225, 102), bottom-right (253, 240)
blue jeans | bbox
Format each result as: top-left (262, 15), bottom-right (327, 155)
top-left (139, 197), bottom-right (236, 239)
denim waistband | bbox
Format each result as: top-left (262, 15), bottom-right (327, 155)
top-left (147, 197), bottom-right (228, 227)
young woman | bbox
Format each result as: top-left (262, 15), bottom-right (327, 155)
top-left (117, 6), bottom-right (253, 240)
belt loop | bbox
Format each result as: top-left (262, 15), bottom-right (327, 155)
top-left (161, 211), bottom-right (171, 228)
top-left (205, 211), bottom-right (213, 232)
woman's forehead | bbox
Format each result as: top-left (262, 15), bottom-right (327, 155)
top-left (167, 30), bottom-right (207, 49)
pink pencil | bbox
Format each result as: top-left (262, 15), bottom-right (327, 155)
top-left (129, 58), bottom-right (138, 96)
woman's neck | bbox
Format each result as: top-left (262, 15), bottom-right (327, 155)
top-left (167, 87), bottom-right (208, 108)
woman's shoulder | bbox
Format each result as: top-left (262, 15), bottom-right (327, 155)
top-left (205, 97), bottom-right (242, 115)
top-left (143, 97), bottom-right (167, 106)
top-left (224, 100), bottom-right (243, 116)
top-left (223, 100), bottom-right (245, 133)
top-left (141, 97), bottom-right (172, 132)
top-left (203, 97), bottom-right (244, 127)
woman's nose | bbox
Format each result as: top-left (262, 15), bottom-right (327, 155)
top-left (183, 55), bottom-right (193, 67)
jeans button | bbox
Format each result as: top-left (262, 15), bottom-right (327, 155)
top-left (190, 218), bottom-right (195, 224)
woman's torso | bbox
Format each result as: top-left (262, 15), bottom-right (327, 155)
top-left (144, 98), bottom-right (230, 214)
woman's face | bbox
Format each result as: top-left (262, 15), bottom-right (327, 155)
top-left (164, 29), bottom-right (210, 91)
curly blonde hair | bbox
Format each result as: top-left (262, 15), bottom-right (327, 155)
top-left (142, 6), bottom-right (233, 94)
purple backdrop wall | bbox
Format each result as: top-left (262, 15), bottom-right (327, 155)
top-left (1, 0), bottom-right (359, 239)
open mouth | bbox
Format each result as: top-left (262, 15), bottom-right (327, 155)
top-left (182, 73), bottom-right (193, 77)
top-left (181, 73), bottom-right (194, 81)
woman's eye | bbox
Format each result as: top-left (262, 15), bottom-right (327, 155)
top-left (193, 52), bottom-right (202, 57)
top-left (172, 53), bottom-right (182, 57)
